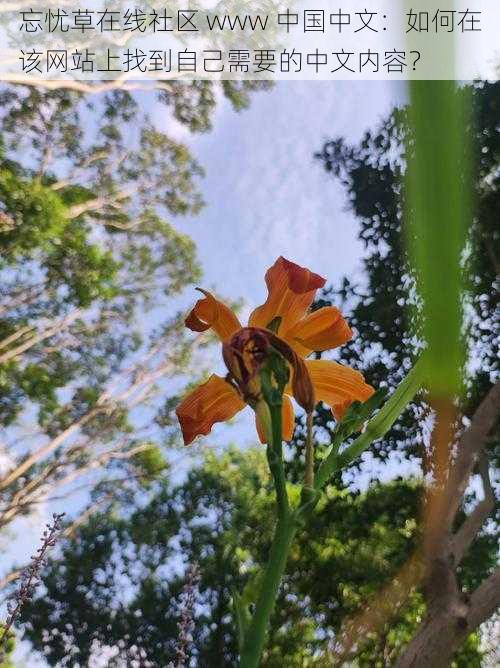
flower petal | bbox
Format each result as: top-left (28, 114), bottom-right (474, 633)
top-left (185, 289), bottom-right (241, 342)
top-left (176, 374), bottom-right (245, 445)
top-left (255, 394), bottom-right (295, 444)
top-left (249, 257), bottom-right (325, 332)
top-left (305, 359), bottom-right (374, 420)
top-left (282, 306), bottom-right (352, 357)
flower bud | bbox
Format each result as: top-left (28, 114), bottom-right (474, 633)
top-left (222, 327), bottom-right (315, 414)
top-left (267, 333), bottom-right (315, 414)
top-left (222, 328), bottom-right (270, 405)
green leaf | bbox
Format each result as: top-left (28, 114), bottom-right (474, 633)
top-left (336, 357), bottom-right (427, 470)
top-left (406, 81), bottom-right (471, 397)
top-left (315, 388), bottom-right (387, 490)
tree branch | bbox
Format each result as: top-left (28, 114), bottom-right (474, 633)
top-left (445, 382), bottom-right (500, 528)
top-left (67, 189), bottom-right (132, 219)
top-left (0, 310), bottom-right (81, 365)
top-left (451, 451), bottom-right (495, 565)
top-left (0, 324), bottom-right (35, 352)
top-left (0, 75), bottom-right (178, 94)
top-left (467, 567), bottom-right (500, 632)
top-left (393, 385), bottom-right (500, 668)
top-left (0, 440), bottom-right (145, 527)
top-left (50, 150), bottom-right (110, 191)
top-left (0, 569), bottom-right (22, 592)
top-left (334, 384), bottom-right (499, 666)
top-left (0, 407), bottom-right (102, 491)
top-left (0, 340), bottom-right (182, 491)
top-left (0, 284), bottom-right (47, 317)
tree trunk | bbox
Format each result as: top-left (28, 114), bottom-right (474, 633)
top-left (395, 608), bottom-right (469, 668)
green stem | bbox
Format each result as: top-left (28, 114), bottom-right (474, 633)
top-left (338, 359), bottom-right (424, 469)
top-left (238, 358), bottom-right (426, 665)
top-left (266, 403), bottom-right (289, 518)
top-left (239, 514), bottom-right (296, 668)
top-left (239, 395), bottom-right (294, 667)
top-left (304, 412), bottom-right (314, 488)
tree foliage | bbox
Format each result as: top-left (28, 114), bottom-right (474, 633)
top-left (21, 447), bottom-right (488, 666)
top-left (20, 449), bottom-right (422, 666)
top-left (0, 80), bottom-right (266, 531)
top-left (312, 80), bottom-right (498, 462)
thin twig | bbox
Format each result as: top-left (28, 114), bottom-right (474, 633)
top-left (0, 513), bottom-right (65, 656)
top-left (170, 563), bottom-right (200, 668)
top-left (304, 412), bottom-right (314, 488)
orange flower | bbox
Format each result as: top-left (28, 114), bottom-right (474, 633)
top-left (176, 257), bottom-right (374, 445)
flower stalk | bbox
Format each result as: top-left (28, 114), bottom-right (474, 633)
top-left (174, 257), bottom-right (427, 667)
top-left (239, 366), bottom-right (296, 667)
top-left (239, 513), bottom-right (296, 668)
top-left (314, 358), bottom-right (426, 491)
top-left (304, 412), bottom-right (315, 488)
top-left (266, 403), bottom-right (289, 519)
top-left (238, 357), bottom-right (426, 667)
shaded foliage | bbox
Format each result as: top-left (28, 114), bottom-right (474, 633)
top-left (21, 449), bottom-right (424, 666)
top-left (291, 81), bottom-right (498, 472)
top-left (21, 447), bottom-right (488, 666)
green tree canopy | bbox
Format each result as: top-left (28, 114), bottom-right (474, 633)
top-left (19, 448), bottom-right (421, 666)
top-left (312, 80), bottom-right (498, 463)
top-left (21, 446), bottom-right (489, 666)
top-left (0, 81), bottom-right (266, 531)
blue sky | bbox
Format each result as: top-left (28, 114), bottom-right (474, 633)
top-left (176, 80), bottom-right (406, 303)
